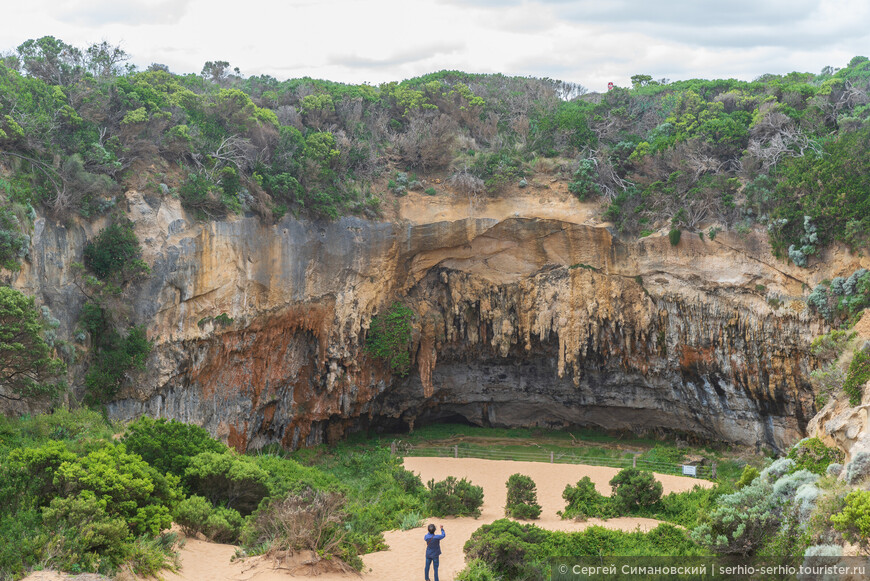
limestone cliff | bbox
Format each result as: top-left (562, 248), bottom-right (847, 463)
top-left (15, 186), bottom-right (867, 452)
top-left (807, 314), bottom-right (870, 461)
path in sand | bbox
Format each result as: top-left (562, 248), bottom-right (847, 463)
top-left (162, 457), bottom-right (712, 581)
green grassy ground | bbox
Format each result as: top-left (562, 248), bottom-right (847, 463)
top-left (338, 423), bottom-right (751, 485)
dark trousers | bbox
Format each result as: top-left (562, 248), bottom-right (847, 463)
top-left (425, 556), bottom-right (439, 581)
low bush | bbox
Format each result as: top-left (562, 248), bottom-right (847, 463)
top-left (843, 451), bottom-right (870, 485)
top-left (810, 329), bottom-right (855, 360)
top-left (399, 511), bottom-right (423, 531)
top-left (736, 465), bottom-right (760, 489)
top-left (124, 532), bottom-right (180, 578)
top-left (609, 468), bottom-right (662, 514)
top-left (122, 416), bottom-right (225, 485)
top-left (365, 302), bottom-right (415, 376)
top-left (52, 444), bottom-right (182, 536)
top-left (38, 491), bottom-right (129, 573)
top-left (427, 476), bottom-right (484, 517)
top-left (504, 473), bottom-right (541, 520)
top-left (465, 519), bottom-right (706, 578)
top-left (455, 558), bottom-right (502, 581)
top-left (463, 519), bottom-right (548, 579)
top-left (786, 438), bottom-right (844, 475)
top-left (668, 228), bottom-right (681, 246)
top-left (0, 509), bottom-right (41, 578)
top-left (635, 484), bottom-right (725, 528)
top-left (844, 349), bottom-right (870, 406)
top-left (174, 495), bottom-right (243, 543)
top-left (243, 487), bottom-right (361, 571)
top-left (252, 453), bottom-right (342, 497)
top-left (691, 460), bottom-right (818, 556)
top-left (184, 451), bottom-right (269, 515)
top-left (561, 476), bottom-right (611, 520)
top-left (83, 219), bottom-right (149, 282)
top-left (830, 490), bottom-right (870, 553)
top-left (15, 408), bottom-right (114, 452)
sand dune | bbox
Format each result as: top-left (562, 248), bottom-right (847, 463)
top-left (160, 457), bottom-right (712, 581)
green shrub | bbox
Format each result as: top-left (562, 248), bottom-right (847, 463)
top-left (635, 485), bottom-right (725, 528)
top-left (690, 459), bottom-right (810, 556)
top-left (463, 519), bottom-right (548, 579)
top-left (668, 228), bottom-right (681, 246)
top-left (5, 440), bottom-right (77, 507)
top-left (609, 468), bottom-right (662, 514)
top-left (830, 490), bottom-right (870, 553)
top-left (568, 159), bottom-right (601, 201)
top-left (124, 532), bottom-right (180, 577)
top-left (560, 476), bottom-right (611, 520)
top-left (844, 349), bottom-right (870, 406)
top-left (0, 509), bottom-right (42, 578)
top-left (736, 465), bottom-right (760, 489)
top-left (786, 437), bottom-right (844, 475)
top-left (424, 187), bottom-right (437, 195)
top-left (0, 205), bottom-right (29, 271)
top-left (83, 219), bottom-right (149, 282)
top-left (79, 300), bottom-right (152, 405)
top-left (504, 473), bottom-right (541, 520)
top-left (399, 511), bottom-right (423, 531)
top-left (243, 487), bottom-right (362, 570)
top-left (122, 417), bottom-right (225, 484)
top-left (174, 495), bottom-right (242, 543)
top-left (15, 408), bottom-right (113, 448)
top-left (0, 286), bottom-right (66, 400)
top-left (365, 302), bottom-right (415, 376)
top-left (810, 329), bottom-right (855, 360)
top-left (38, 491), bottom-right (129, 573)
top-left (52, 443), bottom-right (182, 536)
top-left (173, 494), bottom-right (211, 537)
top-left (252, 453), bottom-right (342, 498)
top-left (179, 171), bottom-right (231, 218)
top-left (184, 451), bottom-right (269, 515)
top-left (455, 558), bottom-right (502, 581)
top-left (393, 465), bottom-right (425, 495)
top-left (427, 476), bottom-right (484, 517)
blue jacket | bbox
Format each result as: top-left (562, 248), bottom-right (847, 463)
top-left (424, 530), bottom-right (446, 559)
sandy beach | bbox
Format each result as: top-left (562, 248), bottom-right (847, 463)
top-left (155, 457), bottom-right (711, 581)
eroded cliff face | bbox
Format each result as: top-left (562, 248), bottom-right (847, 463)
top-left (16, 187), bottom-right (864, 452)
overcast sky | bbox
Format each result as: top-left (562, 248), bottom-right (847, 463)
top-left (3, 0), bottom-right (869, 92)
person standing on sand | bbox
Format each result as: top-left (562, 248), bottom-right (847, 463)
top-left (424, 524), bottom-right (445, 581)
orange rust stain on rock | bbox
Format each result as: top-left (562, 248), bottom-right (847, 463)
top-left (227, 421), bottom-right (248, 452)
top-left (191, 302), bottom-right (334, 404)
top-left (679, 345), bottom-right (716, 371)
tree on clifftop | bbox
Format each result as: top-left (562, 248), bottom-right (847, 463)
top-left (0, 286), bottom-right (65, 400)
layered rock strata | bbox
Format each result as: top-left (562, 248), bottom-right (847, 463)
top-left (17, 189), bottom-right (855, 452)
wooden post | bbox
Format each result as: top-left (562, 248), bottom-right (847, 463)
top-left (633, 455), bottom-right (637, 468)
top-left (390, 441), bottom-right (397, 456)
top-left (454, 445), bottom-right (458, 458)
top-left (711, 462), bottom-right (717, 479)
top-left (550, 451), bottom-right (554, 463)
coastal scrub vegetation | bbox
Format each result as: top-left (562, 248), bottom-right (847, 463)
top-left (0, 37), bottom-right (868, 269)
top-left (0, 411), bottom-right (432, 578)
top-left (0, 286), bottom-right (65, 402)
top-left (3, 412), bottom-right (869, 579)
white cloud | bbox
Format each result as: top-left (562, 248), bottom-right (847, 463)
top-left (58, 0), bottom-right (193, 26)
top-left (0, 0), bottom-right (867, 91)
